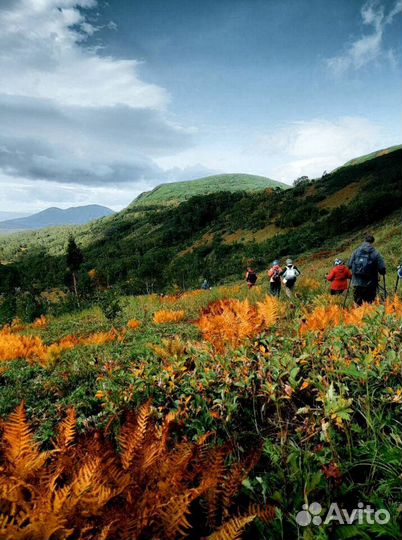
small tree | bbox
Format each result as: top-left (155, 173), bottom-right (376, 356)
top-left (66, 236), bottom-right (84, 306)
top-left (293, 175), bottom-right (309, 187)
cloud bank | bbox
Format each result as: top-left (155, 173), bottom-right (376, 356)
top-left (0, 0), bottom-right (197, 209)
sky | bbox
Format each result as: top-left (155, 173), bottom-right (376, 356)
top-left (0, 0), bottom-right (401, 213)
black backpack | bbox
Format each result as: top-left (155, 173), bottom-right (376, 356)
top-left (248, 271), bottom-right (257, 284)
top-left (272, 269), bottom-right (281, 283)
top-left (353, 249), bottom-right (375, 277)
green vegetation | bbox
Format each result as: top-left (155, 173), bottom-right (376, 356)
top-left (0, 148), bottom-right (400, 304)
top-left (132, 172), bottom-right (288, 206)
top-left (1, 275), bottom-right (401, 538)
top-left (339, 144), bottom-right (402, 167)
top-left (1, 147), bottom-right (402, 539)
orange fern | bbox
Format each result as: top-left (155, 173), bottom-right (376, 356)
top-left (0, 402), bottom-right (268, 540)
top-left (153, 310), bottom-right (186, 324)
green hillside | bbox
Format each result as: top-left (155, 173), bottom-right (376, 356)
top-left (131, 173), bottom-right (288, 207)
top-left (0, 146), bottom-right (400, 302)
top-left (340, 144), bottom-right (402, 168)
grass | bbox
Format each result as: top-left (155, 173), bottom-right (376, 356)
top-left (341, 144), bottom-right (402, 168)
top-left (131, 173), bottom-right (289, 206)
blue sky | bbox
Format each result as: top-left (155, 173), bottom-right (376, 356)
top-left (0, 0), bottom-right (400, 212)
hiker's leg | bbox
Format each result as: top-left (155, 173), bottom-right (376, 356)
top-left (331, 290), bottom-right (343, 296)
top-left (365, 285), bottom-right (377, 303)
top-left (285, 286), bottom-right (292, 298)
top-left (353, 287), bottom-right (363, 306)
top-left (270, 283), bottom-right (280, 297)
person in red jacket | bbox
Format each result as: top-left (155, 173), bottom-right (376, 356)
top-left (327, 259), bottom-right (352, 295)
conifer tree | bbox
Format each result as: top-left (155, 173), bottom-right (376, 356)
top-left (66, 235), bottom-right (84, 306)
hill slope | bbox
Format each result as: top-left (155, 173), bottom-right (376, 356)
top-left (340, 144), bottom-right (402, 168)
top-left (0, 147), bottom-right (400, 294)
top-left (0, 204), bottom-right (115, 231)
top-left (131, 173), bottom-right (288, 207)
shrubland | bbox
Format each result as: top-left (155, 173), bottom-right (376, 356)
top-left (0, 277), bottom-right (401, 539)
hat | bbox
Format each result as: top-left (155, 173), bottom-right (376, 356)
top-left (286, 258), bottom-right (293, 265)
top-left (273, 260), bottom-right (280, 266)
top-left (334, 258), bottom-right (343, 265)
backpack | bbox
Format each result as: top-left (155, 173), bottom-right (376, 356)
top-left (272, 269), bottom-right (281, 282)
top-left (247, 271), bottom-right (257, 284)
top-left (353, 249), bottom-right (375, 277)
top-left (285, 266), bottom-right (298, 280)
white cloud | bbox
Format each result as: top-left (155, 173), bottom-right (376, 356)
top-left (327, 0), bottom-right (401, 74)
top-left (0, 0), bottom-right (167, 108)
top-left (0, 170), bottom-right (144, 213)
top-left (0, 0), bottom-right (200, 209)
top-left (263, 116), bottom-right (390, 181)
top-left (158, 116), bottom-right (397, 185)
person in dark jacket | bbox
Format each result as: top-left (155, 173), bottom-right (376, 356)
top-left (245, 267), bottom-right (258, 289)
top-left (348, 235), bottom-right (386, 305)
top-left (327, 259), bottom-right (352, 295)
top-left (201, 278), bottom-right (211, 290)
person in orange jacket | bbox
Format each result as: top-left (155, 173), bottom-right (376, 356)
top-left (267, 260), bottom-right (283, 296)
top-left (327, 258), bottom-right (352, 295)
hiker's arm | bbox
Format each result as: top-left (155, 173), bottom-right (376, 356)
top-left (327, 269), bottom-right (335, 281)
top-left (377, 253), bottom-right (386, 275)
top-left (295, 266), bottom-right (301, 275)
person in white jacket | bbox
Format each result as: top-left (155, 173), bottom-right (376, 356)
top-left (281, 259), bottom-right (301, 298)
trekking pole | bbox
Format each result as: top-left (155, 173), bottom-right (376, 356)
top-left (342, 280), bottom-right (351, 309)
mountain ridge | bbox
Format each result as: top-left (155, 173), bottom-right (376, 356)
top-left (0, 204), bottom-right (115, 231)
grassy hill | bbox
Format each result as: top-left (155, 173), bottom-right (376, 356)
top-left (340, 144), bottom-right (402, 168)
top-left (0, 147), bottom-right (400, 297)
top-left (131, 173), bottom-right (288, 207)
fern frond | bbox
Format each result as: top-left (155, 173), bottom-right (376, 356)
top-left (247, 503), bottom-right (276, 523)
top-left (159, 488), bottom-right (204, 539)
top-left (2, 401), bottom-right (47, 479)
top-left (56, 407), bottom-right (76, 450)
top-left (206, 514), bottom-right (256, 540)
top-left (221, 462), bottom-right (245, 518)
top-left (119, 401), bottom-right (151, 469)
top-left (203, 447), bottom-right (226, 528)
top-left (256, 295), bottom-right (279, 328)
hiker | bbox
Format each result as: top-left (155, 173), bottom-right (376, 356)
top-left (268, 260), bottom-right (283, 297)
top-left (281, 259), bottom-right (300, 298)
top-left (245, 267), bottom-right (258, 289)
top-left (348, 235), bottom-right (386, 305)
top-left (396, 264), bottom-right (402, 293)
top-left (201, 278), bottom-right (211, 290)
top-left (327, 258), bottom-right (352, 296)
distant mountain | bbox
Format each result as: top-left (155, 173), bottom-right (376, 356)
top-left (0, 205), bottom-right (115, 231)
top-left (131, 173), bottom-right (289, 207)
